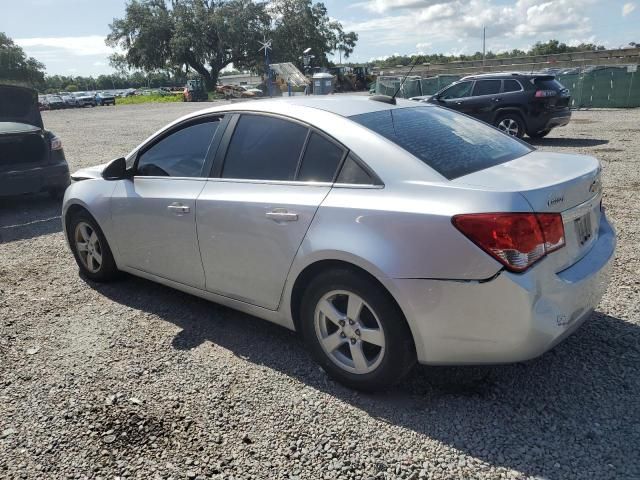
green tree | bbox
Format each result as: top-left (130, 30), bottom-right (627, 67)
top-left (269, 0), bottom-right (357, 70)
top-left (0, 32), bottom-right (46, 87)
top-left (107, 0), bottom-right (269, 90)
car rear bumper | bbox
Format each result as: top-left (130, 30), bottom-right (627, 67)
top-left (393, 213), bottom-right (615, 364)
top-left (0, 161), bottom-right (70, 197)
top-left (544, 110), bottom-right (571, 130)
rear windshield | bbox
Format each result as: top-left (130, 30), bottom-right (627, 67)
top-left (349, 106), bottom-right (532, 180)
top-left (533, 77), bottom-right (565, 91)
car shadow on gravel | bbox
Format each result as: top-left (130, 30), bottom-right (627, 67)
top-left (93, 275), bottom-right (640, 479)
top-left (527, 137), bottom-right (609, 148)
top-left (0, 194), bottom-right (62, 243)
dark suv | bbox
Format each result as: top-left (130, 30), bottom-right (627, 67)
top-left (411, 73), bottom-right (571, 138)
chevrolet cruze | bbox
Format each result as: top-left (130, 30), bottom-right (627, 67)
top-left (62, 96), bottom-right (615, 390)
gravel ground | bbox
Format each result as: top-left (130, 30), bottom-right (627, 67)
top-left (1, 103), bottom-right (639, 480)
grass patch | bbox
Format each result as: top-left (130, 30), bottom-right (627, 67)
top-left (116, 94), bottom-right (184, 105)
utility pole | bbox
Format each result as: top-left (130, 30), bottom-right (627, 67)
top-left (482, 26), bottom-right (486, 71)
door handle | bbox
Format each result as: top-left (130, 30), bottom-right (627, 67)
top-left (167, 202), bottom-right (190, 215)
top-left (493, 97), bottom-right (501, 102)
top-left (266, 208), bottom-right (298, 222)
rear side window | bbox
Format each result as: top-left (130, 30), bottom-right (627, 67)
top-left (336, 155), bottom-right (374, 185)
top-left (137, 120), bottom-right (219, 177)
top-left (472, 80), bottom-right (501, 96)
top-left (222, 115), bottom-right (308, 181)
top-left (503, 79), bottom-right (522, 92)
top-left (350, 106), bottom-right (532, 180)
top-left (297, 132), bottom-right (344, 182)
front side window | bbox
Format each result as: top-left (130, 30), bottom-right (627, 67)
top-left (136, 119), bottom-right (219, 177)
top-left (222, 115), bottom-right (308, 181)
top-left (350, 106), bottom-right (532, 180)
top-left (472, 80), bottom-right (501, 96)
top-left (297, 132), bottom-right (344, 182)
top-left (439, 82), bottom-right (473, 100)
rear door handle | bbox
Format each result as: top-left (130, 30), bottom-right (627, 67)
top-left (167, 202), bottom-right (190, 215)
top-left (266, 208), bottom-right (298, 222)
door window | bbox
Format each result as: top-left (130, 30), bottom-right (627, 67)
top-left (222, 114), bottom-right (308, 181)
top-left (439, 82), bottom-right (473, 100)
top-left (472, 80), bottom-right (501, 96)
top-left (137, 120), bottom-right (219, 177)
top-left (503, 79), bottom-right (522, 92)
top-left (297, 132), bottom-right (345, 182)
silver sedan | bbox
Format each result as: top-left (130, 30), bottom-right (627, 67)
top-left (62, 96), bottom-right (616, 390)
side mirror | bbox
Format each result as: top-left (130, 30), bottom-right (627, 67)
top-left (102, 157), bottom-right (128, 180)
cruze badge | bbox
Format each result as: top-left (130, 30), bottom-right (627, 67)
top-left (547, 193), bottom-right (564, 207)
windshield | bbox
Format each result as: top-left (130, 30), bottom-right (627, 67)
top-left (349, 106), bottom-right (532, 180)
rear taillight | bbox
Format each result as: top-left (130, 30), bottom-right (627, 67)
top-left (535, 89), bottom-right (557, 98)
top-left (452, 213), bottom-right (566, 272)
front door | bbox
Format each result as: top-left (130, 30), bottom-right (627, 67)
top-left (435, 80), bottom-right (474, 114)
top-left (196, 114), bottom-right (346, 310)
top-left (111, 118), bottom-right (222, 288)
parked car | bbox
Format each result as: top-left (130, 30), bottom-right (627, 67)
top-left (37, 95), bottom-right (49, 111)
top-left (410, 72), bottom-right (572, 138)
top-left (0, 84), bottom-right (70, 198)
top-left (240, 85), bottom-right (264, 97)
top-left (95, 91), bottom-right (116, 106)
top-left (45, 94), bottom-right (66, 110)
top-left (62, 96), bottom-right (614, 391)
top-left (73, 91), bottom-right (97, 107)
top-left (221, 84), bottom-right (256, 99)
top-left (61, 94), bottom-right (79, 108)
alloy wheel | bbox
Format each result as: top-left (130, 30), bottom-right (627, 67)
top-left (497, 118), bottom-right (520, 136)
top-left (314, 290), bottom-right (386, 375)
top-left (74, 221), bottom-right (103, 273)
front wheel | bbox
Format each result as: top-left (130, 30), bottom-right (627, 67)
top-left (67, 211), bottom-right (119, 282)
top-left (495, 114), bottom-right (525, 138)
top-left (300, 269), bottom-right (416, 391)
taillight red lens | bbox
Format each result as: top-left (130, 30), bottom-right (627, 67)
top-left (452, 213), bottom-right (565, 272)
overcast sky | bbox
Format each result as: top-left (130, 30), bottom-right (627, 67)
top-left (4, 0), bottom-right (639, 77)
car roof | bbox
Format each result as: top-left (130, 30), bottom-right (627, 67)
top-left (460, 72), bottom-right (554, 81)
top-left (196, 95), bottom-right (419, 118)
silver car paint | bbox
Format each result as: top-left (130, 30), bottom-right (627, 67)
top-left (63, 96), bottom-right (616, 364)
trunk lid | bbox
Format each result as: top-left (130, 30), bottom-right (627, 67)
top-left (453, 151), bottom-right (602, 270)
top-left (0, 85), bottom-right (44, 129)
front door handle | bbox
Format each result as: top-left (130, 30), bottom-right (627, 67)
top-left (167, 202), bottom-right (190, 215)
top-left (266, 208), bottom-right (298, 222)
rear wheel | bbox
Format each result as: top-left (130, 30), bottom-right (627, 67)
top-left (300, 269), bottom-right (416, 391)
top-left (67, 211), bottom-right (119, 282)
top-left (495, 113), bottom-right (525, 139)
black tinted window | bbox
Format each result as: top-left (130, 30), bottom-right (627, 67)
top-left (350, 107), bottom-right (531, 180)
top-left (472, 80), bottom-right (501, 96)
top-left (503, 79), bottom-right (522, 92)
top-left (297, 133), bottom-right (344, 182)
top-left (223, 115), bottom-right (308, 181)
top-left (534, 77), bottom-right (565, 91)
top-left (440, 82), bottom-right (473, 99)
top-left (137, 120), bottom-right (218, 177)
top-left (336, 155), bottom-right (375, 184)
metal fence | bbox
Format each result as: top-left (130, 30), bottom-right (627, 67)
top-left (375, 65), bottom-right (640, 108)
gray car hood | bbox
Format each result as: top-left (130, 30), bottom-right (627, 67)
top-left (71, 163), bottom-right (108, 180)
top-left (0, 84), bottom-right (44, 129)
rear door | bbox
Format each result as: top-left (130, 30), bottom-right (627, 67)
top-left (111, 116), bottom-right (225, 288)
top-left (196, 113), bottom-right (346, 310)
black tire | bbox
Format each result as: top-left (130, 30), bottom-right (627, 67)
top-left (67, 210), bottom-right (120, 282)
top-left (528, 129), bottom-right (550, 139)
top-left (300, 268), bottom-right (416, 391)
top-left (495, 113), bottom-right (525, 139)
